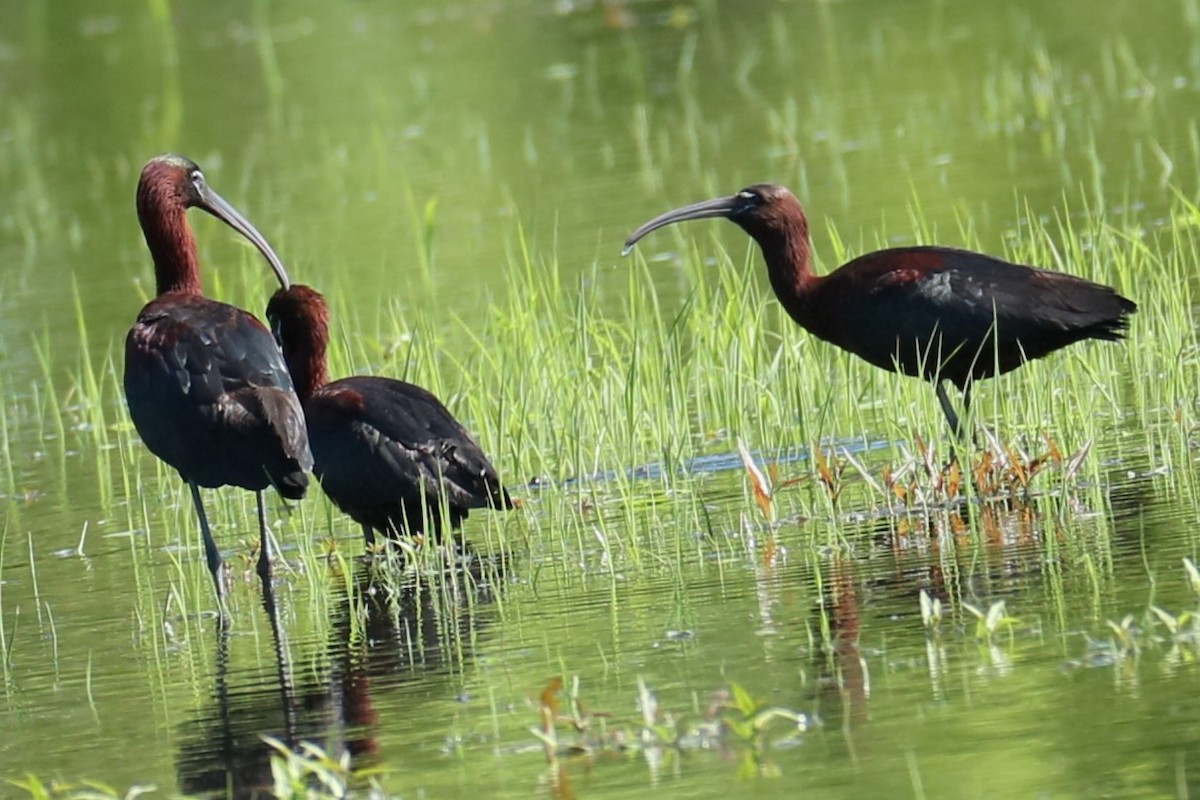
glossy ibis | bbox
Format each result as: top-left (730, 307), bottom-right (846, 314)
top-left (623, 184), bottom-right (1137, 437)
top-left (265, 284), bottom-right (512, 548)
top-left (125, 155), bottom-right (313, 604)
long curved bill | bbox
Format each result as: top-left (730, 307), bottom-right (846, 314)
top-left (621, 194), bottom-right (739, 256)
top-left (196, 181), bottom-right (292, 290)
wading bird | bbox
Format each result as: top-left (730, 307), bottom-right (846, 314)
top-left (125, 155), bottom-right (313, 605)
top-left (265, 284), bottom-right (511, 548)
top-left (623, 184), bottom-right (1137, 437)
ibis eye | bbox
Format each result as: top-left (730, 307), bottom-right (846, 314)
top-left (737, 190), bottom-right (759, 202)
top-left (190, 169), bottom-right (204, 189)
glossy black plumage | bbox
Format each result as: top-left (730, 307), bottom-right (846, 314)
top-left (126, 298), bottom-right (310, 495)
top-left (266, 284), bottom-right (511, 546)
top-left (123, 155), bottom-right (312, 605)
top-left (624, 184), bottom-right (1137, 436)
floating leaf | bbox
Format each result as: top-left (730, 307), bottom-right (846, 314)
top-left (750, 707), bottom-right (804, 732)
top-left (1106, 615), bottom-right (1137, 651)
top-left (1185, 557), bottom-right (1200, 595)
top-left (726, 716), bottom-right (753, 742)
top-left (637, 676), bottom-right (658, 727)
top-left (945, 459), bottom-right (961, 499)
top-left (1150, 605), bottom-right (1179, 635)
top-left (540, 677), bottom-right (563, 733)
top-left (813, 448), bottom-right (844, 502)
top-left (729, 681), bottom-right (759, 717)
top-left (736, 437), bottom-right (774, 522)
top-left (919, 589), bottom-right (942, 628)
top-left (985, 600), bottom-right (1008, 633)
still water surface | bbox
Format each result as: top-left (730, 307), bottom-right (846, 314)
top-left (1, 0), bottom-right (1199, 797)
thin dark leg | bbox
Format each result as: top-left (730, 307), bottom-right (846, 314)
top-left (189, 481), bottom-right (227, 603)
top-left (361, 522), bottom-right (375, 552)
top-left (936, 381), bottom-right (965, 441)
top-left (960, 382), bottom-right (982, 448)
top-left (256, 491), bottom-right (273, 584)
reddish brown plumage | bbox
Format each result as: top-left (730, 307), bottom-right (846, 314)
top-left (266, 284), bottom-right (511, 545)
top-left (625, 183), bottom-right (1137, 436)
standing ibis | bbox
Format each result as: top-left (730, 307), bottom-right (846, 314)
top-left (623, 184), bottom-right (1137, 437)
top-left (124, 155), bottom-right (313, 605)
top-left (265, 284), bottom-right (511, 548)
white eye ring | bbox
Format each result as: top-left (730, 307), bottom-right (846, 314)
top-left (190, 169), bottom-right (204, 186)
top-left (737, 190), bottom-right (756, 200)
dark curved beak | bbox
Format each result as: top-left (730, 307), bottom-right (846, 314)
top-left (195, 181), bottom-right (292, 290)
top-left (622, 194), bottom-right (739, 256)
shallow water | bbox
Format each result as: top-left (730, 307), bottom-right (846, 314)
top-left (2, 0), bottom-right (1200, 797)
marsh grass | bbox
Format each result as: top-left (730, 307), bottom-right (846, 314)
top-left (32, 182), bottom-right (1191, 638)
top-left (2, 3), bottom-right (1200, 794)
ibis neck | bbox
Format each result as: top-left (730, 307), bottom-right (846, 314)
top-left (757, 223), bottom-right (821, 322)
top-left (282, 326), bottom-right (331, 404)
top-left (139, 202), bottom-right (203, 297)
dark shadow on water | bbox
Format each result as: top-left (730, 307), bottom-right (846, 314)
top-left (174, 549), bottom-right (509, 798)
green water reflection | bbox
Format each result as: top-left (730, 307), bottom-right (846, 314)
top-left (1, 0), bottom-right (1198, 797)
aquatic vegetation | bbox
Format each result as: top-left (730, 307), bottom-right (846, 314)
top-left (4, 1), bottom-right (1200, 796)
top-left (531, 675), bottom-right (811, 782)
top-left (6, 774), bottom-right (156, 800)
top-left (1089, 558), bottom-right (1200, 671)
top-left (12, 183), bottom-right (1188, 659)
top-left (964, 599), bottom-right (1019, 645)
top-left (262, 736), bottom-right (388, 800)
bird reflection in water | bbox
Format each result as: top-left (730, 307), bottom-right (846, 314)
top-left (174, 552), bottom-right (508, 797)
top-left (809, 497), bottom-right (1053, 758)
top-left (813, 556), bottom-right (869, 757)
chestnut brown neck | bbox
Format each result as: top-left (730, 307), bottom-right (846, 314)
top-left (272, 289), bottom-right (332, 403)
top-left (286, 335), bottom-right (330, 405)
top-left (750, 203), bottom-right (821, 321)
top-left (137, 172), bottom-right (202, 296)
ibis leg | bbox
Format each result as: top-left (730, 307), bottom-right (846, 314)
top-left (936, 381), bottom-right (966, 441)
top-left (256, 491), bottom-right (273, 583)
top-left (188, 481), bottom-right (227, 601)
top-left (961, 382), bottom-right (983, 448)
top-left (361, 522), bottom-right (376, 552)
